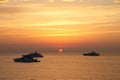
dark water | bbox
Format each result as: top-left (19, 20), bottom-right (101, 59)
top-left (0, 53), bottom-right (120, 80)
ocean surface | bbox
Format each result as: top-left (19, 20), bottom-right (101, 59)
top-left (0, 53), bottom-right (120, 80)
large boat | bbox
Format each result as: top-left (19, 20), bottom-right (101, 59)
top-left (83, 51), bottom-right (100, 56)
top-left (13, 52), bottom-right (43, 62)
top-left (22, 52), bottom-right (44, 58)
top-left (13, 57), bottom-right (40, 62)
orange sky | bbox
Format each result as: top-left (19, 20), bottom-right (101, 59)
top-left (0, 0), bottom-right (120, 53)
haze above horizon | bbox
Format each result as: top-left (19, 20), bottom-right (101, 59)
top-left (0, 0), bottom-right (120, 54)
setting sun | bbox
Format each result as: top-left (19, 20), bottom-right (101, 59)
top-left (59, 48), bottom-right (63, 53)
top-left (0, 0), bottom-right (120, 80)
top-left (0, 0), bottom-right (120, 53)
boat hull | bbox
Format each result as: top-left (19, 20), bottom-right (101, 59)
top-left (13, 58), bottom-right (40, 62)
top-left (83, 51), bottom-right (100, 56)
top-left (83, 54), bottom-right (100, 56)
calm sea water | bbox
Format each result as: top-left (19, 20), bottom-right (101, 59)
top-left (0, 53), bottom-right (120, 80)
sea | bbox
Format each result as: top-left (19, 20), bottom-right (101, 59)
top-left (0, 52), bottom-right (120, 80)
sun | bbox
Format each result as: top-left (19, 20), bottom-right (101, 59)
top-left (59, 48), bottom-right (63, 53)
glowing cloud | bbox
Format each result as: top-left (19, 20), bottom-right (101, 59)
top-left (115, 0), bottom-right (120, 3)
top-left (48, 0), bottom-right (54, 2)
top-left (0, 0), bottom-right (8, 3)
top-left (23, 0), bottom-right (30, 2)
top-left (63, 0), bottom-right (75, 2)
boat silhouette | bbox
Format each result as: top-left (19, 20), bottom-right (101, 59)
top-left (83, 51), bottom-right (100, 56)
top-left (22, 51), bottom-right (44, 58)
top-left (13, 57), bottom-right (40, 62)
top-left (13, 52), bottom-right (43, 62)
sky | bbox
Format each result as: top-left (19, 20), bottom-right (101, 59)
top-left (0, 0), bottom-right (120, 54)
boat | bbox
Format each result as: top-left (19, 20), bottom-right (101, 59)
top-left (83, 51), bottom-right (100, 56)
top-left (22, 52), bottom-right (44, 58)
top-left (13, 57), bottom-right (40, 62)
top-left (13, 51), bottom-right (43, 62)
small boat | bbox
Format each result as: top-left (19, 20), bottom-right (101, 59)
top-left (13, 51), bottom-right (43, 62)
top-left (83, 51), bottom-right (100, 56)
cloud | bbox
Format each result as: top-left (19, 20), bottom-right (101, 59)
top-left (0, 0), bottom-right (115, 4)
top-left (115, 0), bottom-right (120, 3)
top-left (79, 0), bottom-right (115, 5)
top-left (0, 0), bottom-right (8, 3)
top-left (0, 7), bottom-right (22, 14)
